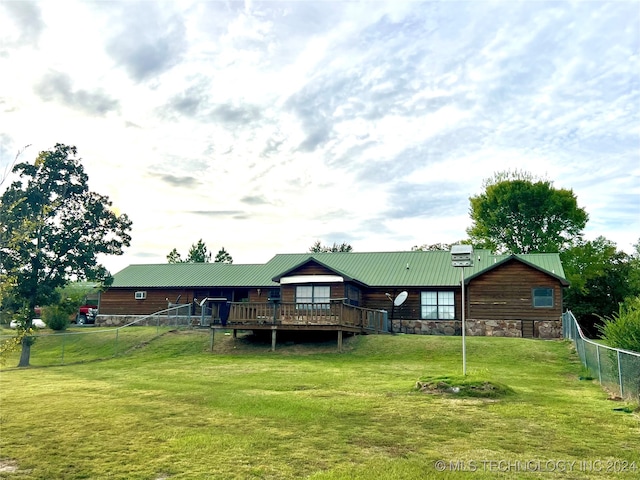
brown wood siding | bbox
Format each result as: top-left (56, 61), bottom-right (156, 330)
top-left (100, 288), bottom-right (195, 315)
top-left (361, 288), bottom-right (462, 320)
top-left (248, 288), bottom-right (268, 303)
top-left (101, 287), bottom-right (264, 315)
top-left (289, 263), bottom-right (336, 276)
top-left (467, 261), bottom-right (563, 321)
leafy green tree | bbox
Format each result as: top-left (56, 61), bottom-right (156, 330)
top-left (166, 248), bottom-right (183, 263)
top-left (561, 236), bottom-right (639, 336)
top-left (467, 170), bottom-right (588, 254)
top-left (214, 247), bottom-right (233, 264)
top-left (41, 305), bottom-right (69, 331)
top-left (167, 239), bottom-right (214, 263)
top-left (187, 239), bottom-right (211, 263)
top-left (597, 295), bottom-right (640, 353)
top-left (309, 241), bottom-right (353, 253)
top-left (629, 239), bottom-right (640, 298)
top-left (0, 144), bottom-right (132, 366)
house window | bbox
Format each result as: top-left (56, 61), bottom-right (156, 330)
top-left (533, 287), bottom-right (554, 308)
top-left (296, 285), bottom-right (330, 309)
top-left (346, 284), bottom-right (361, 306)
top-left (421, 291), bottom-right (455, 320)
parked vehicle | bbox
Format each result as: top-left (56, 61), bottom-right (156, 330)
top-left (75, 304), bottom-right (98, 325)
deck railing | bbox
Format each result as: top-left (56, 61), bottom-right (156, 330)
top-left (226, 301), bottom-right (388, 332)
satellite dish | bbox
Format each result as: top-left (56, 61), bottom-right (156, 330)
top-left (394, 291), bottom-right (408, 306)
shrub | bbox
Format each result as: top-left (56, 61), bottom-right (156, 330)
top-left (42, 306), bottom-right (69, 331)
top-left (598, 296), bottom-right (640, 353)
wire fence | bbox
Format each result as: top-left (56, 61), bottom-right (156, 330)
top-left (562, 310), bottom-right (640, 403)
top-left (0, 304), bottom-right (195, 369)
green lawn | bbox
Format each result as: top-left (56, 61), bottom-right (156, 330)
top-left (0, 331), bottom-right (638, 479)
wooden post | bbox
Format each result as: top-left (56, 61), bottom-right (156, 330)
top-left (233, 329), bottom-right (237, 339)
top-left (271, 327), bottom-right (277, 351)
top-left (337, 330), bottom-right (343, 352)
top-left (210, 327), bottom-right (215, 352)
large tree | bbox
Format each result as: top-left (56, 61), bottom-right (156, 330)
top-left (561, 236), bottom-right (640, 336)
top-left (467, 171), bottom-right (588, 254)
top-left (0, 144), bottom-right (132, 366)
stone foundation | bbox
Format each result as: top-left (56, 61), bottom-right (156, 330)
top-left (98, 314), bottom-right (561, 339)
top-left (393, 320), bottom-right (461, 336)
top-left (96, 314), bottom-right (197, 327)
top-left (466, 319), bottom-right (522, 337)
top-left (391, 318), bottom-right (562, 339)
top-left (536, 320), bottom-right (562, 339)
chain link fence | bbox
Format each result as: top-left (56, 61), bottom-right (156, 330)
top-left (562, 310), bottom-right (640, 403)
top-left (0, 304), bottom-right (194, 369)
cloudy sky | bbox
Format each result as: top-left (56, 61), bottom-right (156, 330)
top-left (1, 0), bottom-right (638, 274)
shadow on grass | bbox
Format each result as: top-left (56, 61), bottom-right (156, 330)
top-left (212, 330), bottom-right (360, 355)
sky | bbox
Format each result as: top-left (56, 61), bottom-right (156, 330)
top-left (1, 0), bottom-right (639, 275)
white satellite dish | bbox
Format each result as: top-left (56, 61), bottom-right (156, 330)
top-left (394, 291), bottom-right (408, 306)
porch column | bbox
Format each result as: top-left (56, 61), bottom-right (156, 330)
top-left (337, 330), bottom-right (343, 352)
top-left (271, 327), bottom-right (277, 351)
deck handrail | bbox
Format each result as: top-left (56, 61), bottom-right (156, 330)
top-left (226, 300), bottom-right (388, 332)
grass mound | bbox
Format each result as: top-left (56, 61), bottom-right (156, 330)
top-left (415, 375), bottom-right (514, 398)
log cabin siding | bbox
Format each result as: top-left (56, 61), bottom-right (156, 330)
top-left (101, 287), bottom-right (262, 315)
top-left (467, 261), bottom-right (563, 321)
top-left (361, 289), bottom-right (462, 320)
top-left (289, 263), bottom-right (337, 276)
top-left (100, 288), bottom-right (195, 315)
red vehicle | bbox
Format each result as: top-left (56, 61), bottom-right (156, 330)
top-left (75, 303), bottom-right (98, 325)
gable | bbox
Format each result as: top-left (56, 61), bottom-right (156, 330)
top-left (466, 255), bottom-right (569, 286)
top-left (272, 257), bottom-right (355, 283)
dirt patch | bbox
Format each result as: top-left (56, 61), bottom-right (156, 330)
top-left (416, 376), bottom-right (514, 399)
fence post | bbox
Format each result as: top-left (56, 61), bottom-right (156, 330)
top-left (617, 350), bottom-right (624, 398)
top-left (596, 344), bottom-right (602, 384)
top-left (584, 342), bottom-right (591, 373)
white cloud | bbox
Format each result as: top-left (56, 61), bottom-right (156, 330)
top-left (1, 0), bottom-right (638, 275)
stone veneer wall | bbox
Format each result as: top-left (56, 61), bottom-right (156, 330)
top-left (99, 315), bottom-right (561, 339)
top-left (466, 319), bottom-right (522, 337)
top-left (96, 315), bottom-right (197, 327)
top-left (392, 318), bottom-right (562, 339)
top-left (535, 320), bottom-right (562, 339)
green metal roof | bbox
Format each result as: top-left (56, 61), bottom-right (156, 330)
top-left (267, 250), bottom-right (566, 287)
top-left (110, 263), bottom-right (280, 288)
top-left (111, 250), bottom-right (566, 289)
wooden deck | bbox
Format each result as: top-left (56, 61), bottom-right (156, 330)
top-left (209, 301), bottom-right (389, 351)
